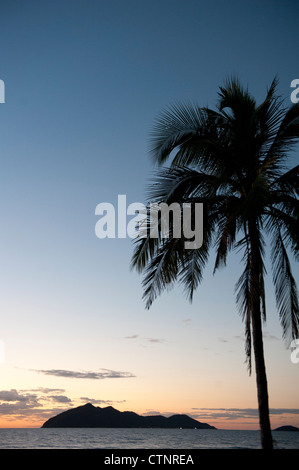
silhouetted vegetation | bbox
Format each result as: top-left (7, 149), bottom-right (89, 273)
top-left (131, 77), bottom-right (299, 449)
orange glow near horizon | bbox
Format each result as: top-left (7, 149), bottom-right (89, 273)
top-left (0, 407), bottom-right (298, 431)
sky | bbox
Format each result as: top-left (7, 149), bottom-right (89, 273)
top-left (0, 0), bottom-right (298, 430)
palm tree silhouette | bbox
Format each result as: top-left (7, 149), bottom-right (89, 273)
top-left (131, 77), bottom-right (299, 449)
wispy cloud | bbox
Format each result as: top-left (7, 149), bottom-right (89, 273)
top-left (191, 407), bottom-right (299, 421)
top-left (123, 335), bottom-right (165, 344)
top-left (48, 395), bottom-right (72, 403)
top-left (29, 388), bottom-right (66, 394)
top-left (80, 397), bottom-right (127, 406)
top-left (33, 368), bottom-right (135, 380)
top-left (234, 332), bottom-right (280, 342)
top-left (142, 410), bottom-right (163, 416)
top-left (146, 338), bottom-right (165, 343)
top-left (263, 332), bottom-right (280, 341)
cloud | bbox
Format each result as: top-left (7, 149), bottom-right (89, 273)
top-left (80, 397), bottom-right (127, 406)
top-left (263, 332), bottom-right (280, 341)
top-left (0, 388), bottom-right (127, 424)
top-left (234, 333), bottom-right (280, 342)
top-left (122, 335), bottom-right (165, 343)
top-left (0, 389), bottom-right (29, 402)
top-left (27, 388), bottom-right (66, 394)
top-left (0, 389), bottom-right (40, 408)
top-left (191, 407), bottom-right (299, 421)
top-left (142, 410), bottom-right (175, 418)
top-left (142, 410), bottom-right (163, 416)
top-left (34, 368), bottom-right (135, 380)
top-left (49, 395), bottom-right (72, 403)
top-left (269, 409), bottom-right (299, 415)
top-left (0, 389), bottom-right (73, 408)
top-left (192, 408), bottom-right (259, 421)
top-left (146, 338), bottom-right (165, 343)
top-left (0, 389), bottom-right (42, 417)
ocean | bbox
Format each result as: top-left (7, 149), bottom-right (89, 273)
top-left (0, 428), bottom-right (298, 449)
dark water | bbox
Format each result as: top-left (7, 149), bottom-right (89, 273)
top-left (0, 428), bottom-right (298, 449)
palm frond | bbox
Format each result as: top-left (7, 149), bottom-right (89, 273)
top-left (213, 210), bottom-right (237, 273)
top-left (234, 234), bottom-right (252, 373)
top-left (264, 102), bottom-right (299, 167)
top-left (149, 103), bottom-right (231, 175)
top-left (145, 166), bottom-right (218, 204)
top-left (149, 103), bottom-right (209, 166)
top-left (130, 228), bottom-right (159, 273)
top-left (255, 76), bottom-right (285, 137)
top-left (271, 230), bottom-right (299, 343)
top-left (265, 198), bottom-right (299, 261)
top-left (141, 237), bottom-right (182, 309)
top-left (178, 241), bottom-right (210, 303)
top-left (270, 165), bottom-right (299, 195)
top-left (218, 76), bottom-right (256, 117)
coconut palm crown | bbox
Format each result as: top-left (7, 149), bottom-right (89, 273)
top-left (131, 77), bottom-right (299, 449)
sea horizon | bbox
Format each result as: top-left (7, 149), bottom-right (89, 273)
top-left (0, 427), bottom-right (298, 450)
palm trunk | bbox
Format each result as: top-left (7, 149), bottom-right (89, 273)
top-left (249, 221), bottom-right (273, 449)
top-left (251, 302), bottom-right (273, 449)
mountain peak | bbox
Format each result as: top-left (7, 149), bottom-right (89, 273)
top-left (83, 402), bottom-right (95, 409)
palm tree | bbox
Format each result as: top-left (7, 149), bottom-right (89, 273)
top-left (131, 77), bottom-right (299, 449)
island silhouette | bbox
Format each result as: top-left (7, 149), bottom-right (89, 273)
top-left (41, 403), bottom-right (216, 429)
top-left (273, 425), bottom-right (299, 432)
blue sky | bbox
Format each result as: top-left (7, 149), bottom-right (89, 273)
top-left (0, 0), bottom-right (298, 428)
